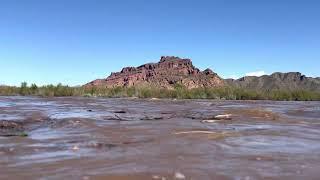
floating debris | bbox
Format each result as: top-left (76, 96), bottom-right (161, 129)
top-left (113, 114), bottom-right (131, 121)
top-left (19, 132), bottom-right (28, 137)
top-left (201, 114), bottom-right (232, 123)
top-left (201, 120), bottom-right (219, 123)
top-left (72, 145), bottom-right (80, 151)
top-left (174, 172), bottom-right (186, 179)
top-left (152, 175), bottom-right (167, 180)
top-left (152, 175), bottom-right (161, 179)
top-left (87, 142), bottom-right (117, 149)
top-left (226, 109), bottom-right (279, 120)
top-left (114, 110), bottom-right (126, 114)
top-left (82, 176), bottom-right (90, 180)
top-left (122, 138), bottom-right (154, 145)
top-left (213, 114), bottom-right (232, 120)
top-left (174, 131), bottom-right (219, 135)
top-left (140, 116), bottom-right (164, 121)
top-left (174, 131), bottom-right (238, 140)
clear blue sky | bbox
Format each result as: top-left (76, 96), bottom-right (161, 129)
top-left (1, 0), bottom-right (319, 86)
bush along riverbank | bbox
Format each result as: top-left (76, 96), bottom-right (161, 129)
top-left (1, 82), bottom-right (320, 101)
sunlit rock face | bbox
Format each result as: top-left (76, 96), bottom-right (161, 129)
top-left (85, 56), bottom-right (224, 89)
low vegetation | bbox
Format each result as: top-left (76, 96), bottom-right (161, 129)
top-left (0, 82), bottom-right (320, 101)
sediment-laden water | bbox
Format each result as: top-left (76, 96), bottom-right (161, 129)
top-left (0, 96), bottom-right (320, 179)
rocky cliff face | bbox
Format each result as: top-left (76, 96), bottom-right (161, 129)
top-left (226, 72), bottom-right (320, 91)
top-left (85, 56), bottom-right (224, 89)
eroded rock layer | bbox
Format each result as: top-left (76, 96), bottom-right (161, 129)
top-left (85, 56), bottom-right (224, 89)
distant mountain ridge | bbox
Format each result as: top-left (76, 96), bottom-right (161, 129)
top-left (85, 56), bottom-right (320, 92)
top-left (226, 72), bottom-right (320, 91)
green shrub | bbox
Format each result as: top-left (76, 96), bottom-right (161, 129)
top-left (19, 82), bottom-right (29, 96)
top-left (1, 82), bottom-right (320, 101)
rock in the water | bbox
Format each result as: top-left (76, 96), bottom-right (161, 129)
top-left (0, 120), bottom-right (22, 129)
top-left (0, 120), bottom-right (26, 137)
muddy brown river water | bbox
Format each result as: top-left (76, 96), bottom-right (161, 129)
top-left (0, 96), bottom-right (320, 180)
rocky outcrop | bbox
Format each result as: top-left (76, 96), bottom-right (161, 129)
top-left (85, 56), bottom-right (320, 92)
top-left (226, 72), bottom-right (320, 91)
top-left (0, 120), bottom-right (26, 137)
top-left (85, 56), bottom-right (224, 89)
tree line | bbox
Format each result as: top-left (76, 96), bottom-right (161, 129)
top-left (0, 82), bottom-right (320, 101)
